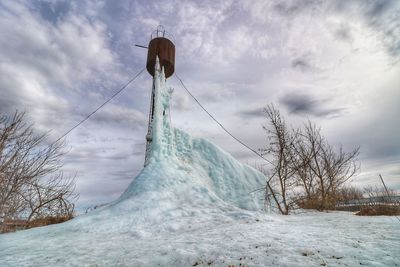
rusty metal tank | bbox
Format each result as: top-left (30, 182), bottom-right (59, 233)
top-left (146, 27), bottom-right (175, 78)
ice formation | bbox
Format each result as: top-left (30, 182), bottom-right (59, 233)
top-left (85, 57), bottom-right (266, 227)
top-left (119, 57), bottom-right (265, 209)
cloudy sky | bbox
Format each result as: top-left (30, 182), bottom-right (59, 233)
top-left (1, 0), bottom-right (399, 208)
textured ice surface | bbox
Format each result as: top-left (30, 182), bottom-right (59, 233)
top-left (1, 61), bottom-right (399, 266)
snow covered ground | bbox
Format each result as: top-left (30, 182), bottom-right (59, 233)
top-left (1, 210), bottom-right (399, 266)
top-left (1, 61), bottom-right (398, 266)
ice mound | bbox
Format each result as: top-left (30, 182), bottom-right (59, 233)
top-left (114, 59), bottom-right (264, 217)
top-left (108, 128), bottom-right (265, 223)
top-left (66, 59), bottom-right (265, 230)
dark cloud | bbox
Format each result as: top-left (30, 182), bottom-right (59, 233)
top-left (281, 93), bottom-right (315, 114)
top-left (291, 58), bottom-right (311, 71)
top-left (34, 0), bottom-right (71, 24)
top-left (279, 93), bottom-right (345, 118)
top-left (236, 108), bottom-right (265, 119)
top-left (364, 0), bottom-right (394, 17)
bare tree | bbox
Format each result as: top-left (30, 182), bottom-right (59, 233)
top-left (261, 105), bottom-right (360, 213)
top-left (0, 111), bottom-right (77, 228)
top-left (299, 122), bottom-right (360, 210)
top-left (261, 105), bottom-right (297, 215)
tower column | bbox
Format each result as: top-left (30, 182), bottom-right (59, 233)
top-left (143, 26), bottom-right (175, 166)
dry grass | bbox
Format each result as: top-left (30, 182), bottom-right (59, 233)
top-left (356, 205), bottom-right (400, 216)
top-left (26, 214), bottom-right (73, 229)
top-left (297, 196), bottom-right (337, 211)
top-left (1, 214), bottom-right (73, 233)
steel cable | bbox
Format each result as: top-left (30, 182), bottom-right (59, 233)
top-left (53, 68), bottom-right (145, 144)
top-left (175, 73), bottom-right (273, 166)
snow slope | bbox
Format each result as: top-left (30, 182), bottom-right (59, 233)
top-left (1, 60), bottom-right (399, 266)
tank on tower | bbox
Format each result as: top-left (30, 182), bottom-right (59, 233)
top-left (146, 26), bottom-right (175, 79)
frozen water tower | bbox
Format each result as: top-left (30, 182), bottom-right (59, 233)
top-left (146, 25), bottom-right (175, 78)
top-left (144, 26), bottom-right (175, 166)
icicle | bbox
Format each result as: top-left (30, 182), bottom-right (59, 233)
top-left (146, 56), bottom-right (176, 162)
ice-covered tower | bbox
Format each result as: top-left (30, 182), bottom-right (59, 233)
top-left (144, 26), bottom-right (175, 166)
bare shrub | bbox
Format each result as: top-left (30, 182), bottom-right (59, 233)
top-left (354, 185), bottom-right (400, 216)
top-left (298, 186), bottom-right (363, 210)
top-left (363, 185), bottom-right (397, 202)
top-left (335, 186), bottom-right (364, 203)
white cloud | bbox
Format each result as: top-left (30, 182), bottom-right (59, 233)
top-left (89, 104), bottom-right (147, 127)
top-left (0, 1), bottom-right (122, 133)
